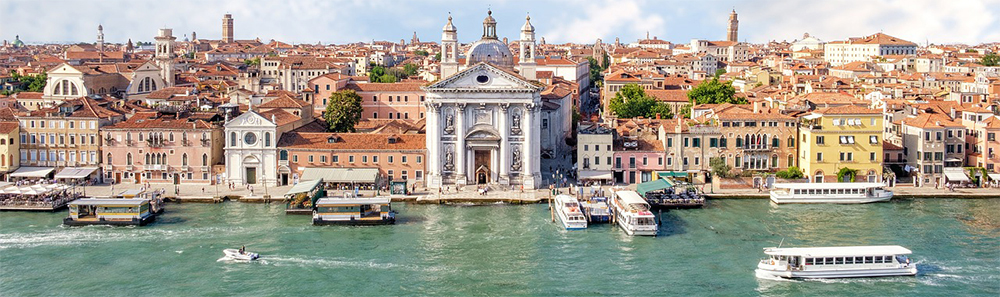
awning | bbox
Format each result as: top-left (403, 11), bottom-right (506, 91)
top-left (802, 114), bottom-right (822, 120)
top-left (944, 158), bottom-right (962, 162)
top-left (300, 167), bottom-right (379, 184)
top-left (989, 173), bottom-right (1000, 181)
top-left (657, 171), bottom-right (688, 178)
top-left (54, 167), bottom-right (100, 179)
top-left (9, 167), bottom-right (55, 178)
top-left (286, 179), bottom-right (323, 196)
top-left (636, 179), bottom-right (673, 196)
top-left (578, 170), bottom-right (613, 180)
top-left (944, 171), bottom-right (971, 182)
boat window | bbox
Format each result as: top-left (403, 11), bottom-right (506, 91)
top-left (845, 257), bottom-right (854, 264)
top-left (779, 256), bottom-right (787, 261)
top-left (864, 256), bottom-right (873, 263)
top-left (825, 257), bottom-right (834, 265)
top-left (835, 257), bottom-right (844, 264)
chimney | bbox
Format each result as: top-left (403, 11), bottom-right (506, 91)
top-left (753, 102), bottom-right (760, 113)
top-left (950, 108), bottom-right (956, 119)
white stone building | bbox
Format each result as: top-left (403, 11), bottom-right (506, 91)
top-left (824, 33), bottom-right (917, 66)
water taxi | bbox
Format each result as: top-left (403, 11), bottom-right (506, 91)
top-left (222, 248), bottom-right (260, 261)
top-left (769, 182), bottom-right (893, 204)
top-left (755, 245), bottom-right (917, 279)
top-left (609, 190), bottom-right (657, 236)
top-left (63, 198), bottom-right (158, 226)
top-left (579, 196), bottom-right (610, 223)
top-left (554, 195), bottom-right (587, 230)
top-left (312, 197), bottom-right (395, 226)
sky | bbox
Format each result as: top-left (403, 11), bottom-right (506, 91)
top-left (3, 0), bottom-right (1000, 46)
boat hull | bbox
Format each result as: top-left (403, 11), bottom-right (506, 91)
top-left (770, 194), bottom-right (892, 204)
top-left (313, 217), bottom-right (396, 226)
top-left (755, 266), bottom-right (917, 279)
top-left (63, 215), bottom-right (156, 227)
top-left (222, 249), bottom-right (259, 261)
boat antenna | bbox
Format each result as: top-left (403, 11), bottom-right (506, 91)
top-left (778, 237), bottom-right (785, 248)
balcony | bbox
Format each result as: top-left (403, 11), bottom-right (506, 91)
top-left (741, 145), bottom-right (770, 152)
top-left (200, 166), bottom-right (210, 172)
top-left (144, 164), bottom-right (165, 171)
top-left (201, 138), bottom-right (211, 147)
top-left (181, 165), bottom-right (190, 171)
top-left (126, 165), bottom-right (134, 171)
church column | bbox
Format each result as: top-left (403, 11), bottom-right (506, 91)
top-left (498, 103), bottom-right (510, 185)
top-left (523, 103), bottom-right (537, 188)
top-left (455, 103), bottom-right (467, 186)
top-left (426, 103), bottom-right (442, 188)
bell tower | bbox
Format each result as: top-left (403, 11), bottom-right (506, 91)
top-left (727, 10), bottom-right (739, 43)
top-left (518, 14), bottom-right (537, 81)
top-left (440, 13), bottom-right (460, 79)
top-left (154, 28), bottom-right (176, 87)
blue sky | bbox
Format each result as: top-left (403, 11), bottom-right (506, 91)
top-left (4, 0), bottom-right (999, 45)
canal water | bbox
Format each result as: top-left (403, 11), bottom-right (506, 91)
top-left (1, 199), bottom-right (997, 296)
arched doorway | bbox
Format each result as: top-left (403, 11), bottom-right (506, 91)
top-left (476, 166), bottom-right (489, 184)
top-left (243, 155), bottom-right (260, 184)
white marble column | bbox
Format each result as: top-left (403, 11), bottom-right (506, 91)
top-left (425, 103), bottom-right (442, 188)
top-left (498, 103), bottom-right (510, 185)
top-left (455, 103), bottom-right (467, 186)
top-left (523, 103), bottom-right (537, 188)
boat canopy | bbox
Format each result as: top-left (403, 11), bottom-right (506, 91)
top-left (10, 167), bottom-right (55, 178)
top-left (286, 179), bottom-right (324, 196)
top-left (301, 168), bottom-right (379, 184)
top-left (315, 197), bottom-right (390, 206)
top-left (657, 171), bottom-right (688, 178)
top-left (762, 245), bottom-right (912, 257)
top-left (636, 179), bottom-right (673, 196)
top-left (578, 170), bottom-right (613, 180)
top-left (69, 198), bottom-right (149, 207)
top-left (771, 182), bottom-right (886, 190)
top-left (614, 190), bottom-right (649, 206)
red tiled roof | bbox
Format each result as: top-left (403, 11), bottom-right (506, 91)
top-left (278, 132), bottom-right (425, 150)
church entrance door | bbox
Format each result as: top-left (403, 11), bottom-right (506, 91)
top-left (474, 150), bottom-right (491, 184)
top-left (246, 167), bottom-right (257, 184)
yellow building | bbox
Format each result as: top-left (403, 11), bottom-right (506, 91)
top-left (798, 106), bottom-right (884, 183)
top-left (0, 121), bottom-right (20, 179)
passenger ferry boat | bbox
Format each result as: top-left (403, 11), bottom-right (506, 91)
top-left (769, 182), bottom-right (893, 204)
top-left (64, 198), bottom-right (158, 226)
top-left (312, 197), bottom-right (395, 226)
top-left (554, 195), bottom-right (587, 230)
top-left (609, 190), bottom-right (657, 236)
top-left (579, 196), bottom-right (610, 223)
top-left (755, 245), bottom-right (917, 279)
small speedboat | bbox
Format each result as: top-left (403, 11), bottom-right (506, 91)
top-left (222, 248), bottom-right (259, 261)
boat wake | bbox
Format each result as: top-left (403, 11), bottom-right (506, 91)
top-left (0, 226), bottom-right (255, 250)
top-left (260, 255), bottom-right (441, 272)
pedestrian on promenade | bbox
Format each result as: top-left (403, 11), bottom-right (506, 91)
top-left (201, 187), bottom-right (205, 194)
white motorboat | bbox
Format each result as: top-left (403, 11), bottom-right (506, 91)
top-left (769, 182), bottom-right (893, 204)
top-left (755, 245), bottom-right (917, 279)
top-left (222, 248), bottom-right (260, 261)
top-left (609, 190), bottom-right (657, 236)
top-left (554, 195), bottom-right (587, 230)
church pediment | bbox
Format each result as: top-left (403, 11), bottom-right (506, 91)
top-left (425, 62), bottom-right (542, 92)
top-left (225, 110), bottom-right (277, 128)
top-left (465, 124), bottom-right (501, 141)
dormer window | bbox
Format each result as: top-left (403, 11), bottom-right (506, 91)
top-left (388, 136), bottom-right (398, 144)
top-left (327, 136), bottom-right (338, 143)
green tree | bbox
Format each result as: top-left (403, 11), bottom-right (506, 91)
top-left (378, 74), bottom-right (398, 83)
top-left (678, 104), bottom-right (692, 119)
top-left (710, 157), bottom-right (732, 178)
top-left (26, 73), bottom-right (46, 92)
top-left (243, 57), bottom-right (261, 66)
top-left (434, 52), bottom-right (442, 61)
top-left (776, 166), bottom-right (804, 179)
top-left (981, 53), bottom-right (999, 67)
top-left (323, 90), bottom-right (363, 132)
top-left (413, 50), bottom-right (429, 57)
top-left (609, 84), bottom-right (673, 119)
top-left (403, 63), bottom-right (420, 77)
top-left (714, 68), bottom-right (727, 78)
top-left (687, 77), bottom-right (746, 105)
top-left (837, 167), bottom-right (858, 182)
top-left (368, 65), bottom-right (386, 82)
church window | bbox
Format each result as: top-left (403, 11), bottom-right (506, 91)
top-left (476, 75), bottom-right (490, 84)
top-left (203, 153), bottom-right (209, 165)
top-left (279, 150), bottom-right (288, 161)
top-left (230, 132), bottom-right (237, 147)
top-left (182, 153), bottom-right (188, 166)
top-left (264, 132), bottom-right (271, 147)
top-left (244, 132), bottom-right (257, 145)
top-left (373, 113), bottom-right (378, 119)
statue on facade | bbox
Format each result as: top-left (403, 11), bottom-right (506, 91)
top-left (444, 112), bottom-right (455, 134)
top-left (511, 111), bottom-right (522, 135)
top-left (444, 150), bottom-right (454, 171)
top-left (511, 148), bottom-right (522, 171)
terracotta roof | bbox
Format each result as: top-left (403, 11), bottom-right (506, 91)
top-left (0, 121), bottom-right (18, 134)
top-left (147, 87), bottom-right (194, 100)
top-left (105, 112), bottom-right (215, 130)
top-left (646, 89), bottom-right (689, 102)
top-left (277, 132), bottom-right (425, 150)
top-left (901, 113), bottom-right (963, 129)
top-left (883, 142), bottom-right (903, 150)
top-left (258, 94), bottom-right (310, 109)
top-left (815, 105), bottom-right (880, 115)
top-left (345, 82), bottom-right (425, 92)
top-left (258, 108), bottom-right (301, 127)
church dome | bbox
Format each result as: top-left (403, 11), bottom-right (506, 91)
top-left (466, 38), bottom-right (514, 68)
top-left (12, 35), bottom-right (24, 48)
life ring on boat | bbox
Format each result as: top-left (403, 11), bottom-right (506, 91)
top-left (770, 260), bottom-right (776, 265)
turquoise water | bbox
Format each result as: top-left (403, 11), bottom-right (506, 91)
top-left (1, 199), bottom-right (998, 296)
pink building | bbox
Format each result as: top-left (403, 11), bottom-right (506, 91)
top-left (612, 135), bottom-right (667, 184)
top-left (305, 74), bottom-right (426, 120)
top-left (101, 111), bottom-right (224, 184)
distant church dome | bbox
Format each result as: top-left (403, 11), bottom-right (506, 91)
top-left (466, 9), bottom-right (514, 69)
top-left (12, 35), bottom-right (24, 48)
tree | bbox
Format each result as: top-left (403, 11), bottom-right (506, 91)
top-left (608, 84), bottom-right (673, 119)
top-left (368, 65), bottom-right (386, 82)
top-left (323, 90), bottom-right (363, 132)
top-left (434, 52), bottom-right (442, 61)
top-left (981, 53), bottom-right (999, 67)
top-left (710, 157), bottom-right (733, 178)
top-left (678, 104), bottom-right (692, 119)
top-left (378, 74), bottom-right (398, 83)
top-left (837, 167), bottom-right (858, 182)
top-left (714, 68), bottom-right (727, 78)
top-left (243, 57), bottom-right (260, 66)
top-left (8, 72), bottom-right (46, 93)
top-left (776, 166), bottom-right (804, 179)
top-left (403, 63), bottom-right (420, 77)
top-left (413, 50), bottom-right (429, 57)
top-left (687, 77), bottom-right (747, 105)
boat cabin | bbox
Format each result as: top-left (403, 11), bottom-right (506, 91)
top-left (755, 245), bottom-right (917, 279)
top-left (65, 198), bottom-right (157, 226)
top-left (312, 197), bottom-right (395, 225)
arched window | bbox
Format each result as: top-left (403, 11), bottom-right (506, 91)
top-left (230, 132), bottom-right (237, 147)
top-left (54, 81), bottom-right (62, 95)
top-left (771, 154), bottom-right (778, 168)
top-left (107, 153), bottom-right (113, 164)
top-left (129, 153), bottom-right (135, 165)
top-left (1, 156), bottom-right (4, 167)
top-left (0, 139), bottom-right (5, 145)
top-left (70, 83), bottom-right (78, 95)
top-left (787, 137), bottom-right (794, 147)
top-left (151, 79), bottom-right (157, 91)
top-left (182, 153), bottom-right (188, 166)
top-left (279, 150), bottom-right (288, 161)
top-left (168, 133), bottom-right (174, 142)
top-left (202, 154), bottom-right (208, 165)
top-left (264, 132), bottom-right (271, 147)
top-left (62, 81), bottom-right (69, 95)
top-left (138, 132), bottom-right (143, 141)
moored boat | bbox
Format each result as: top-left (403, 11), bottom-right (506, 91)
top-left (769, 182), bottom-right (892, 204)
top-left (63, 198), bottom-right (158, 226)
top-left (554, 195), bottom-right (587, 230)
top-left (755, 245), bottom-right (917, 280)
top-left (579, 196), bottom-right (610, 223)
top-left (609, 190), bottom-right (657, 236)
top-left (312, 197), bottom-right (395, 226)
